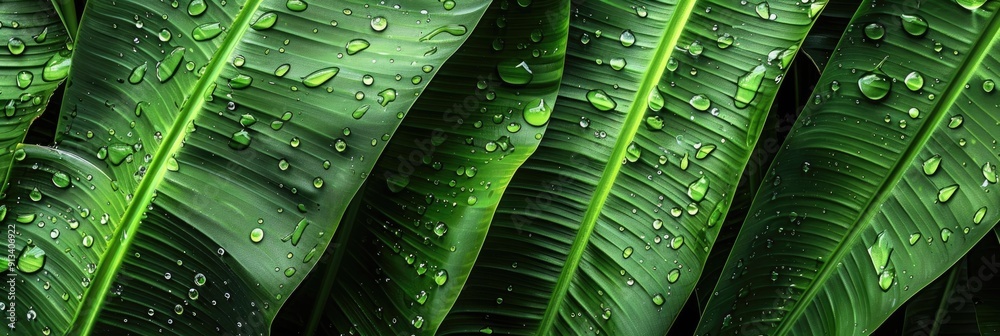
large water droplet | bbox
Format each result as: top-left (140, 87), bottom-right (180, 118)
top-left (370, 16), bottom-right (388, 32)
top-left (900, 14), bottom-right (928, 36)
top-left (188, 0), bottom-right (207, 16)
top-left (16, 71), bottom-right (34, 89)
top-left (192, 23), bottom-right (223, 41)
top-left (922, 155), bottom-right (941, 175)
top-left (129, 63), bottom-right (147, 84)
top-left (904, 71), bottom-right (924, 91)
top-left (937, 184), bottom-right (959, 203)
top-left (42, 51), bottom-right (72, 82)
top-left (689, 94), bottom-right (711, 111)
top-left (625, 142), bottom-right (641, 162)
top-left (252, 12), bottom-right (278, 30)
top-left (957, 0), bottom-right (987, 9)
top-left (878, 268), bottom-right (895, 291)
top-left (16, 245), bottom-right (45, 274)
top-left (346, 39), bottom-right (370, 55)
top-left (302, 67), bottom-right (339, 87)
top-left (864, 23), bottom-right (885, 40)
top-left (867, 231), bottom-right (892, 274)
top-left (619, 30), bottom-right (636, 47)
top-left (7, 37), bottom-right (25, 55)
top-left (858, 72), bottom-right (890, 100)
top-left (523, 98), bottom-right (551, 126)
top-left (157, 47), bottom-right (186, 83)
top-left (734, 65), bottom-right (766, 108)
top-left (586, 89), bottom-right (616, 111)
top-left (497, 59), bottom-right (533, 85)
top-left (687, 176), bottom-right (709, 202)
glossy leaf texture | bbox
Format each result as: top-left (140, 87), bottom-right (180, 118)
top-left (311, 0), bottom-right (570, 334)
top-left (0, 0), bottom-right (487, 334)
top-left (426, 0), bottom-right (825, 334)
top-left (0, 0), bottom-right (71, 189)
top-left (697, 0), bottom-right (1000, 334)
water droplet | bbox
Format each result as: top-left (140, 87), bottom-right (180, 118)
top-left (157, 47), bottom-right (186, 83)
top-left (878, 268), bottom-right (894, 291)
top-left (371, 16), bottom-right (388, 32)
top-left (973, 207), bottom-right (987, 224)
top-left (755, 2), bottom-right (771, 19)
top-left (858, 72), bottom-right (890, 100)
top-left (923, 155), bottom-right (941, 175)
top-left (687, 176), bottom-right (709, 202)
top-left (948, 115), bottom-right (964, 129)
top-left (192, 22), bottom-right (223, 41)
top-left (863, 23), bottom-right (885, 40)
top-left (940, 228), bottom-right (953, 242)
top-left (667, 268), bottom-right (680, 283)
top-left (586, 89), bottom-right (616, 111)
top-left (696, 144), bottom-right (716, 159)
top-left (250, 228), bottom-right (264, 243)
top-left (51, 171), bottom-right (71, 188)
top-left (252, 12), bottom-right (278, 30)
top-left (717, 34), bottom-right (734, 49)
top-left (286, 0), bottom-right (308, 11)
top-left (619, 30), bottom-right (635, 47)
top-left (433, 270), bottom-right (448, 285)
top-left (418, 25), bottom-right (468, 41)
top-left (984, 80), bottom-right (996, 92)
top-left (16, 71), bottom-right (34, 89)
top-left (16, 245), bottom-right (45, 274)
top-left (7, 37), bottom-right (25, 55)
top-left (651, 294), bottom-right (665, 306)
top-left (645, 116), bottom-right (664, 130)
top-left (523, 98), bottom-right (551, 126)
top-left (622, 246), bottom-right (634, 259)
top-left (957, 0), bottom-right (987, 9)
top-left (647, 88), bottom-right (664, 111)
top-left (302, 67), bottom-right (339, 87)
top-left (229, 130), bottom-right (251, 150)
top-left (609, 57), bottom-right (627, 71)
top-left (937, 184), bottom-right (959, 203)
top-left (734, 65), bottom-right (766, 108)
top-left (982, 162), bottom-right (998, 183)
top-left (497, 59), bottom-right (533, 85)
top-left (625, 142), bottom-right (641, 163)
top-left (900, 14), bottom-right (928, 36)
top-left (689, 94), bottom-right (711, 111)
top-left (904, 72), bottom-right (924, 91)
top-left (193, 273), bottom-right (207, 286)
top-left (42, 51), bottom-right (72, 82)
top-left (867, 231), bottom-right (892, 274)
top-left (128, 63), bottom-right (147, 84)
top-left (188, 0), bottom-right (207, 16)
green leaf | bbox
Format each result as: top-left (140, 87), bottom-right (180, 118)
top-left (417, 0), bottom-right (820, 334)
top-left (900, 260), bottom-right (979, 336)
top-left (0, 0), bottom-right (71, 190)
top-left (698, 0), bottom-right (1000, 334)
top-left (974, 230), bottom-right (1000, 336)
top-left (0, 0), bottom-right (488, 334)
top-left (50, 0), bottom-right (80, 38)
top-left (308, 0), bottom-right (570, 334)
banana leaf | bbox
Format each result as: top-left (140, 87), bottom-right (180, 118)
top-left (0, 0), bottom-right (72, 190)
top-left (697, 0), bottom-right (1000, 334)
top-left (305, 0), bottom-right (571, 334)
top-left (0, 0), bottom-right (488, 334)
top-left (420, 0), bottom-right (827, 334)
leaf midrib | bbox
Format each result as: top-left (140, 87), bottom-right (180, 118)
top-left (772, 8), bottom-right (1000, 335)
top-left (68, 1), bottom-right (264, 334)
top-left (535, 0), bottom-right (698, 333)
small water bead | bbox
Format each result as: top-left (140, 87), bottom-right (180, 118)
top-left (984, 80), bottom-right (995, 92)
top-left (863, 23), bottom-right (885, 40)
top-left (7, 37), bottom-right (25, 55)
top-left (948, 115), bottom-right (964, 129)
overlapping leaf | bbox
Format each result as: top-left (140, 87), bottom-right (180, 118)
top-left (697, 0), bottom-right (1000, 334)
top-left (0, 0), bottom-right (487, 334)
